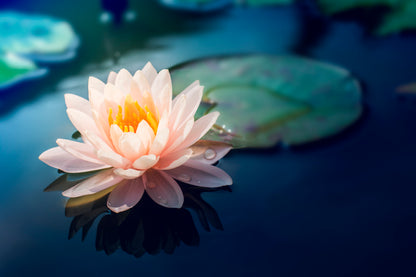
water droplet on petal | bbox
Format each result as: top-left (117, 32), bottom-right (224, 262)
top-left (204, 148), bottom-right (216, 160)
top-left (178, 174), bottom-right (192, 182)
top-left (147, 182), bottom-right (156, 189)
top-left (157, 195), bottom-right (167, 204)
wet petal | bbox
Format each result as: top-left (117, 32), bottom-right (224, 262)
top-left (107, 178), bottom-right (145, 213)
top-left (63, 169), bottom-right (123, 197)
top-left (143, 170), bottom-right (184, 208)
top-left (166, 160), bottom-right (232, 188)
top-left (189, 140), bottom-right (232, 164)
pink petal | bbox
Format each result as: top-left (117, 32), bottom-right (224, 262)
top-left (141, 62), bottom-right (157, 84)
top-left (174, 85), bottom-right (203, 131)
top-left (96, 149), bottom-right (131, 169)
top-left (114, 168), bottom-right (144, 179)
top-left (151, 69), bottom-right (172, 113)
top-left (170, 111), bottom-right (219, 153)
top-left (189, 140), bottom-right (232, 164)
top-left (64, 94), bottom-right (92, 117)
top-left (39, 147), bottom-right (110, 173)
top-left (165, 160), bottom-right (232, 188)
top-left (107, 71), bottom-right (117, 84)
top-left (156, 148), bottom-right (192, 170)
top-left (143, 170), bottom-right (184, 208)
top-left (133, 154), bottom-right (159, 170)
top-left (149, 113), bottom-right (170, 155)
top-left (172, 80), bottom-right (200, 105)
top-left (109, 124), bottom-right (123, 153)
top-left (56, 139), bottom-right (102, 164)
top-left (107, 178), bottom-right (145, 213)
top-left (62, 169), bottom-right (123, 197)
top-left (66, 108), bottom-right (101, 137)
top-left (163, 118), bottom-right (194, 155)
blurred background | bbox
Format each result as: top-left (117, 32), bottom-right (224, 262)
top-left (0, 0), bottom-right (416, 276)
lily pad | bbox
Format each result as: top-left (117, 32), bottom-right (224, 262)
top-left (171, 55), bottom-right (362, 148)
top-left (158, 0), bottom-right (293, 12)
top-left (316, 0), bottom-right (416, 35)
top-left (0, 12), bottom-right (79, 61)
top-left (0, 52), bottom-right (47, 90)
top-left (0, 12), bottom-right (79, 90)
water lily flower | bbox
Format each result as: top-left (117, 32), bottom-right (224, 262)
top-left (39, 62), bottom-right (232, 212)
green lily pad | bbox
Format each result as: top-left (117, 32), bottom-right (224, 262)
top-left (0, 52), bottom-right (47, 90)
top-left (316, 0), bottom-right (416, 35)
top-left (171, 55), bottom-right (362, 148)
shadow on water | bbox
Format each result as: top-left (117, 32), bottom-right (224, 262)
top-left (45, 173), bottom-right (230, 257)
top-left (0, 0), bottom-right (225, 117)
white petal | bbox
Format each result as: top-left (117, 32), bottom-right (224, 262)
top-left (156, 83), bottom-right (172, 116)
top-left (96, 149), bottom-right (131, 168)
top-left (115, 68), bottom-right (132, 93)
top-left (156, 148), bottom-right (192, 170)
top-left (39, 147), bottom-right (110, 173)
top-left (88, 76), bottom-right (105, 93)
top-left (132, 70), bottom-right (151, 95)
top-left (166, 160), bottom-right (232, 188)
top-left (66, 108), bottom-right (101, 137)
top-left (114, 168), bottom-right (144, 179)
top-left (109, 124), bottom-right (123, 153)
top-left (107, 178), bottom-right (145, 213)
top-left (107, 71), bottom-right (117, 84)
top-left (118, 132), bottom-right (144, 161)
top-left (133, 154), bottom-right (159, 170)
top-left (62, 169), bottom-right (123, 197)
top-left (56, 139), bottom-right (102, 164)
top-left (64, 94), bottom-right (92, 116)
top-left (136, 120), bottom-right (155, 151)
top-left (143, 170), bottom-right (184, 208)
top-left (141, 62), bottom-right (157, 84)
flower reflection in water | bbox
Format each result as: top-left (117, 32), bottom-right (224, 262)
top-left (46, 174), bottom-right (229, 257)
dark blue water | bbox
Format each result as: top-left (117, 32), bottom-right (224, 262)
top-left (1, 1), bottom-right (416, 276)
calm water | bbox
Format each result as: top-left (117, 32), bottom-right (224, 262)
top-left (1, 1), bottom-right (416, 276)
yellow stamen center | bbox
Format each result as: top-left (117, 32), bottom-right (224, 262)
top-left (108, 94), bottom-right (158, 134)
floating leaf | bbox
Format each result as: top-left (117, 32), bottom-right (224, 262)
top-left (0, 12), bottom-right (79, 89)
top-left (171, 55), bottom-right (362, 148)
top-left (316, 0), bottom-right (416, 35)
top-left (0, 52), bottom-right (47, 90)
top-left (158, 0), bottom-right (293, 12)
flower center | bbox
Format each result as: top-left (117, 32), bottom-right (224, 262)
top-left (108, 94), bottom-right (158, 134)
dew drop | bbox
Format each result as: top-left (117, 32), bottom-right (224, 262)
top-left (178, 173), bottom-right (192, 182)
top-left (147, 182), bottom-right (156, 189)
top-left (157, 195), bottom-right (167, 204)
top-left (204, 148), bottom-right (217, 160)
